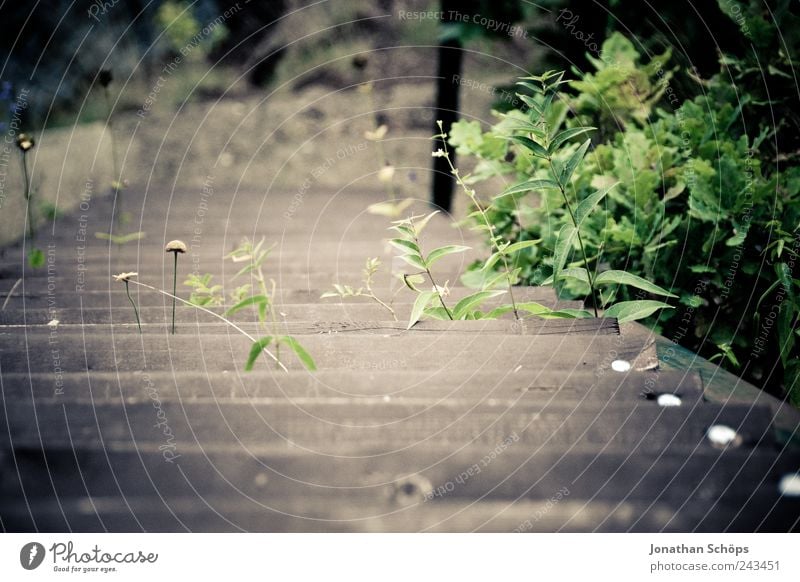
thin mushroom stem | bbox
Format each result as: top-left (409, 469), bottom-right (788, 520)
top-left (20, 153), bottom-right (34, 240)
top-left (127, 279), bottom-right (289, 372)
top-left (171, 251), bottom-right (178, 334)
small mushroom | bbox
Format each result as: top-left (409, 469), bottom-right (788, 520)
top-left (165, 240), bottom-right (187, 334)
top-left (16, 133), bottom-right (35, 152)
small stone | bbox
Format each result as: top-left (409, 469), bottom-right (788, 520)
top-left (611, 359), bottom-right (631, 372)
top-left (656, 393), bottom-right (682, 407)
top-left (778, 473), bottom-right (800, 496)
top-left (706, 424), bottom-right (741, 448)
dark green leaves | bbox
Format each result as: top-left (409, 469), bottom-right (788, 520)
top-left (603, 300), bottom-right (674, 323)
top-left (245, 336), bottom-right (273, 371)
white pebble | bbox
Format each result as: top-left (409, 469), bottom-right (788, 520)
top-left (706, 424), bottom-right (740, 447)
top-left (657, 393), bottom-right (682, 407)
top-left (778, 473), bottom-right (800, 496)
top-left (611, 359), bottom-right (631, 372)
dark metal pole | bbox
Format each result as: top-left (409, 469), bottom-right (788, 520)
top-left (431, 1), bottom-right (463, 212)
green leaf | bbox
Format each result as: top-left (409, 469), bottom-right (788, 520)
top-left (603, 300), bottom-right (674, 323)
top-left (403, 273), bottom-right (425, 292)
top-left (388, 238), bottom-right (420, 253)
top-left (496, 179), bottom-right (560, 199)
top-left (225, 295), bottom-right (269, 316)
top-left (426, 244), bottom-right (470, 266)
top-left (552, 224), bottom-right (578, 284)
top-left (574, 182), bottom-right (618, 227)
top-left (397, 254), bottom-right (427, 270)
top-left (279, 336), bottom-right (317, 371)
top-left (27, 248), bottom-right (45, 268)
top-left (423, 306), bottom-right (451, 320)
top-left (408, 291), bottom-right (437, 329)
top-left (542, 267), bottom-right (589, 286)
top-left (94, 231), bottom-right (146, 245)
top-left (503, 239), bottom-right (540, 254)
top-left (412, 211), bottom-right (439, 234)
top-left (594, 270), bottom-right (677, 298)
top-left (507, 135), bottom-right (548, 158)
top-left (549, 127), bottom-right (595, 153)
top-left (452, 290), bottom-right (507, 319)
top-left (546, 308), bottom-right (594, 319)
top-left (559, 139), bottom-right (592, 186)
top-left (245, 336), bottom-right (273, 371)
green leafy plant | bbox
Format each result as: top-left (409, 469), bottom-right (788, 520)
top-left (433, 120), bottom-right (540, 319)
top-left (449, 28), bottom-right (800, 405)
top-left (184, 273), bottom-right (224, 307)
top-left (497, 70), bottom-right (676, 320)
top-left (124, 275), bottom-right (289, 371)
top-left (225, 237), bottom-right (316, 371)
top-left (389, 211), bottom-right (467, 327)
top-left (321, 257), bottom-right (398, 320)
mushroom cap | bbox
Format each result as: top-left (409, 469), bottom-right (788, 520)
top-left (112, 272), bottom-right (138, 282)
top-left (165, 240), bottom-right (187, 253)
top-left (16, 133), bottom-right (34, 152)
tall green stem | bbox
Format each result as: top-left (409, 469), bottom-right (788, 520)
top-left (439, 138), bottom-right (519, 318)
top-left (547, 157), bottom-right (599, 317)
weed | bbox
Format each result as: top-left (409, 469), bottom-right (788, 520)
top-left (321, 257), bottom-right (398, 320)
top-left (225, 237), bottom-right (316, 371)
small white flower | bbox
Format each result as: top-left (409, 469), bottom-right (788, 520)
top-left (47, 319), bottom-right (59, 328)
top-left (431, 149), bottom-right (447, 158)
top-left (113, 272), bottom-right (138, 282)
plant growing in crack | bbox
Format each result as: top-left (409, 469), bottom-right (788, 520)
top-left (432, 120), bottom-right (540, 320)
top-left (224, 237), bottom-right (316, 371)
top-left (321, 257), bottom-right (398, 321)
top-left (498, 70), bottom-right (676, 321)
top-left (113, 272), bottom-right (142, 333)
top-left (184, 273), bottom-right (224, 307)
top-left (389, 211), bottom-right (502, 328)
top-left (121, 275), bottom-right (290, 371)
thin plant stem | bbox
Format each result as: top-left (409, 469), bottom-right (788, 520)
top-left (425, 266), bottom-right (453, 319)
top-left (546, 156), bottom-right (599, 317)
top-left (20, 153), bottom-right (34, 240)
top-left (408, 215), bottom-right (453, 319)
top-left (171, 251), bottom-right (178, 334)
top-left (438, 137), bottom-right (519, 318)
top-left (124, 281), bottom-right (142, 333)
top-left (127, 279), bottom-right (288, 372)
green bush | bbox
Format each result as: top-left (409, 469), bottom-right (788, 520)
top-left (450, 31), bottom-right (800, 405)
